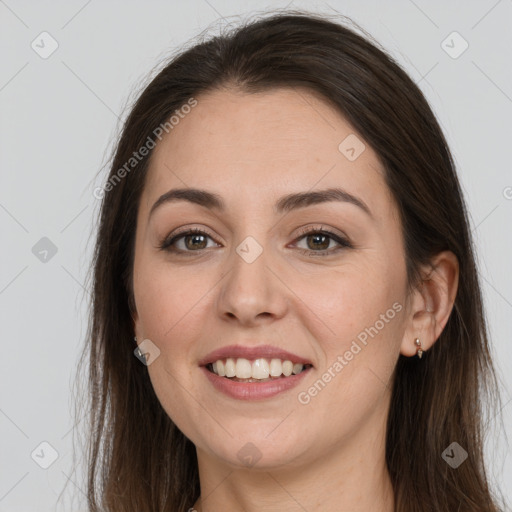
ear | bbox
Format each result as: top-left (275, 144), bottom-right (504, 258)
top-left (400, 250), bottom-right (459, 357)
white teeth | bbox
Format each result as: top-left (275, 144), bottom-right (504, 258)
top-left (216, 360), bottom-right (226, 377)
top-left (269, 358), bottom-right (282, 377)
top-left (224, 358), bottom-right (236, 378)
top-left (282, 360), bottom-right (293, 376)
top-left (209, 357), bottom-right (309, 380)
top-left (252, 359), bottom-right (270, 379)
top-left (292, 363), bottom-right (304, 375)
top-left (235, 358), bottom-right (252, 379)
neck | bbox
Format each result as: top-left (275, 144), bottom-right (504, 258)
top-left (192, 402), bottom-right (394, 512)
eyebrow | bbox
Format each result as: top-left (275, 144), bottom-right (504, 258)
top-left (148, 186), bottom-right (372, 220)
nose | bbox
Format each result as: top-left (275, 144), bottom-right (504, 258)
top-left (216, 240), bottom-right (289, 327)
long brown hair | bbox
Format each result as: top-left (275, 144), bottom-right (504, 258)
top-left (76, 10), bottom-right (506, 511)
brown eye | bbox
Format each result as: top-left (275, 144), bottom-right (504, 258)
top-left (293, 228), bottom-right (352, 257)
top-left (159, 228), bottom-right (219, 254)
top-left (305, 233), bottom-right (331, 251)
top-left (183, 233), bottom-right (208, 250)
top-left (159, 226), bottom-right (351, 257)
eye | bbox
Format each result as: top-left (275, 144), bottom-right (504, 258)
top-left (159, 228), bottom-right (220, 254)
top-left (292, 226), bottom-right (352, 257)
top-left (158, 225), bottom-right (352, 257)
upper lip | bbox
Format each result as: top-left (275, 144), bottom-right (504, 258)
top-left (198, 344), bottom-right (313, 367)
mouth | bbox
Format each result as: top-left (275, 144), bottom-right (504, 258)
top-left (205, 357), bottom-right (314, 383)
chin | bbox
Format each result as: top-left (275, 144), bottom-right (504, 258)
top-left (193, 419), bottom-right (312, 471)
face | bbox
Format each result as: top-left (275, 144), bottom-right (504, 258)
top-left (132, 87), bottom-right (411, 471)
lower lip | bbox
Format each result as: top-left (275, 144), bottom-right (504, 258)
top-left (201, 366), bottom-right (312, 400)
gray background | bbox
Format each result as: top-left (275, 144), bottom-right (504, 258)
top-left (1, 0), bottom-right (511, 510)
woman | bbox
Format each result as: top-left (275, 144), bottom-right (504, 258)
top-left (81, 10), bottom-right (505, 511)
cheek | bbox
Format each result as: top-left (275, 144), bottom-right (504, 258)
top-left (294, 304), bottom-right (403, 446)
top-left (133, 258), bottom-right (213, 432)
top-left (294, 258), bottom-right (405, 409)
top-left (298, 256), bottom-right (404, 348)
top-left (134, 256), bottom-right (209, 342)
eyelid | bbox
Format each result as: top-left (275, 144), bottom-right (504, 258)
top-left (293, 224), bottom-right (348, 240)
top-left (290, 224), bottom-right (353, 255)
top-left (158, 225), bottom-right (220, 250)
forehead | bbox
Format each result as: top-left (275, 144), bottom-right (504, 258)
top-left (141, 87), bottom-right (392, 218)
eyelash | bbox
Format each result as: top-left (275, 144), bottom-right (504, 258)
top-left (158, 225), bottom-right (352, 257)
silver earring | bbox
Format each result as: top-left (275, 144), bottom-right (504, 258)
top-left (414, 338), bottom-right (424, 359)
top-left (134, 336), bottom-right (144, 358)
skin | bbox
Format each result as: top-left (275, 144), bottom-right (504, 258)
top-left (132, 87), bottom-right (459, 512)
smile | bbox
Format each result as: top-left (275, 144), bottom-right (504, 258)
top-left (201, 361), bottom-right (313, 401)
top-left (207, 357), bottom-right (312, 382)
